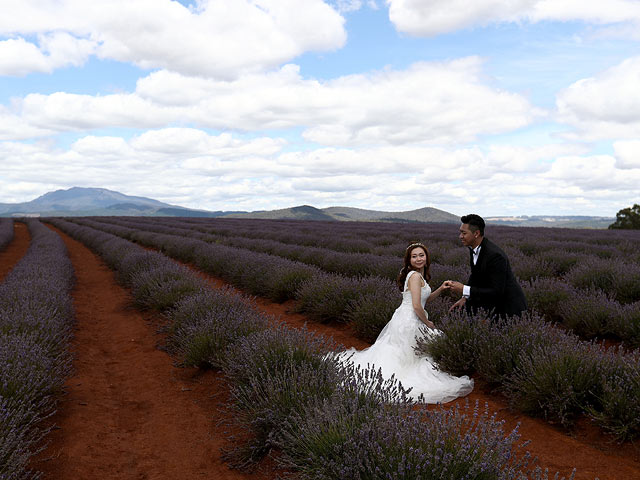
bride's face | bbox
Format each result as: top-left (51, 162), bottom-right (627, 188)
top-left (409, 247), bottom-right (427, 271)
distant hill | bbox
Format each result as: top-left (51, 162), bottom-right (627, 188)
top-left (485, 215), bottom-right (614, 229)
top-left (223, 205), bottom-right (458, 223)
top-left (0, 187), bottom-right (615, 228)
top-left (227, 205), bottom-right (459, 223)
top-left (0, 187), bottom-right (237, 218)
top-left (224, 205), bottom-right (336, 221)
top-left (323, 206), bottom-right (459, 223)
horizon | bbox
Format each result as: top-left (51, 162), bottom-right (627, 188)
top-left (1, 1), bottom-right (639, 217)
top-left (1, 185), bottom-right (616, 220)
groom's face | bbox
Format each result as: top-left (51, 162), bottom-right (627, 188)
top-left (459, 223), bottom-right (481, 247)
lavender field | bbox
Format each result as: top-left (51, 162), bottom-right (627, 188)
top-left (49, 216), bottom-right (640, 442)
top-left (7, 215), bottom-right (640, 479)
top-left (40, 215), bottom-right (604, 479)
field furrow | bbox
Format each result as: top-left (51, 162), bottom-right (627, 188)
top-left (34, 226), bottom-right (273, 480)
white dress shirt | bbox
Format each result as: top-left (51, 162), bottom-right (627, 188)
top-left (463, 245), bottom-right (481, 298)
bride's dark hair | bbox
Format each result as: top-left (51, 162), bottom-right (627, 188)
top-left (396, 242), bottom-right (431, 291)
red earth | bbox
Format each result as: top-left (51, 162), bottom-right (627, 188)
top-left (1, 221), bottom-right (636, 479)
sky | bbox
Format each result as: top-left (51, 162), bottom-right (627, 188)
top-left (1, 0), bottom-right (640, 217)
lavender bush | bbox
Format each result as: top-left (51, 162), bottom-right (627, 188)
top-left (557, 288), bottom-right (622, 338)
top-left (0, 397), bottom-right (45, 480)
top-left (587, 348), bottom-right (640, 441)
top-left (522, 278), bottom-right (575, 322)
top-left (223, 352), bottom-right (341, 465)
top-left (279, 393), bottom-right (537, 480)
top-left (504, 336), bottom-right (605, 427)
top-left (129, 262), bottom-right (209, 311)
top-left (164, 288), bottom-right (270, 368)
top-left (275, 365), bottom-right (415, 478)
top-left (0, 220), bottom-right (75, 480)
top-left (610, 302), bottom-right (640, 348)
top-left (564, 257), bottom-right (640, 304)
top-left (344, 276), bottom-right (399, 342)
top-left (415, 309), bottom-right (487, 376)
top-left (221, 323), bottom-right (338, 393)
top-left (538, 249), bottom-right (580, 277)
top-left (473, 314), bottom-right (563, 388)
top-left (220, 324), bottom-right (341, 465)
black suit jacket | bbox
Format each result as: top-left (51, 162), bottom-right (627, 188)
top-left (466, 237), bottom-right (527, 317)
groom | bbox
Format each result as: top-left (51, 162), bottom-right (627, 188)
top-left (447, 214), bottom-right (527, 318)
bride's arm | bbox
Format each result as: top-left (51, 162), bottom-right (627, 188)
top-left (426, 281), bottom-right (450, 303)
top-left (408, 273), bottom-right (435, 329)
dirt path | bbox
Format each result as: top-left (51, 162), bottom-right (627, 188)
top-left (33, 227), bottom-right (272, 480)
top-left (0, 221), bottom-right (30, 281)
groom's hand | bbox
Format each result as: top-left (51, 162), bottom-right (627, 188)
top-left (447, 281), bottom-right (464, 296)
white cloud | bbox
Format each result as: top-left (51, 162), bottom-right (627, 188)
top-left (556, 56), bottom-right (640, 141)
top-left (544, 154), bottom-right (640, 190)
top-left (0, 105), bottom-right (56, 140)
top-left (20, 92), bottom-right (172, 130)
top-left (7, 58), bottom-right (539, 146)
top-left (387, 0), bottom-right (535, 36)
top-left (0, 33), bottom-right (95, 76)
top-left (386, 0), bottom-right (640, 36)
top-left (5, 132), bottom-right (634, 217)
top-left (614, 140), bottom-right (640, 169)
top-left (0, 0), bottom-right (346, 79)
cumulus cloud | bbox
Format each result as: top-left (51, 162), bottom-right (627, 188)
top-left (8, 58), bottom-right (539, 146)
top-left (386, 0), bottom-right (640, 36)
top-left (4, 130), bottom-right (632, 216)
top-left (0, 105), bottom-right (56, 140)
top-left (0, 0), bottom-right (346, 79)
top-left (614, 140), bottom-right (640, 169)
top-left (0, 34), bottom-right (94, 76)
top-left (556, 56), bottom-right (640, 141)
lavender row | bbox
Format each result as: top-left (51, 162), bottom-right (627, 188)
top-left (104, 215), bottom-right (640, 263)
top-left (0, 218), bottom-right (13, 252)
top-left (523, 277), bottom-right (640, 348)
top-left (417, 310), bottom-right (640, 442)
top-left (80, 216), bottom-right (640, 346)
top-left (60, 218), bottom-right (404, 342)
top-left (1, 220), bottom-right (75, 480)
top-left (125, 217), bottom-right (640, 314)
top-left (90, 216), bottom-right (640, 300)
top-left (45, 218), bottom-right (568, 479)
top-left (85, 216), bottom-right (407, 279)
top-left (90, 216), bottom-right (640, 289)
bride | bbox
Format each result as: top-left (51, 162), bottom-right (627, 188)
top-left (336, 242), bottom-right (474, 403)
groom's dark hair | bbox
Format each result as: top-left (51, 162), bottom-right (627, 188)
top-left (461, 214), bottom-right (485, 236)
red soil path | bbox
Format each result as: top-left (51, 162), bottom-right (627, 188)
top-left (32, 227), bottom-right (273, 480)
top-left (20, 224), bottom-right (640, 480)
top-left (0, 221), bottom-right (30, 281)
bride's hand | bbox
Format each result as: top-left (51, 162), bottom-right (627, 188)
top-left (424, 319), bottom-right (436, 329)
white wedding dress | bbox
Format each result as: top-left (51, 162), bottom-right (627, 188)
top-left (336, 270), bottom-right (474, 403)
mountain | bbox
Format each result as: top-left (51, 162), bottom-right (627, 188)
top-left (0, 187), bottom-right (615, 228)
top-left (225, 205), bottom-right (459, 223)
top-left (0, 187), bottom-right (237, 217)
top-left (323, 206), bottom-right (459, 223)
